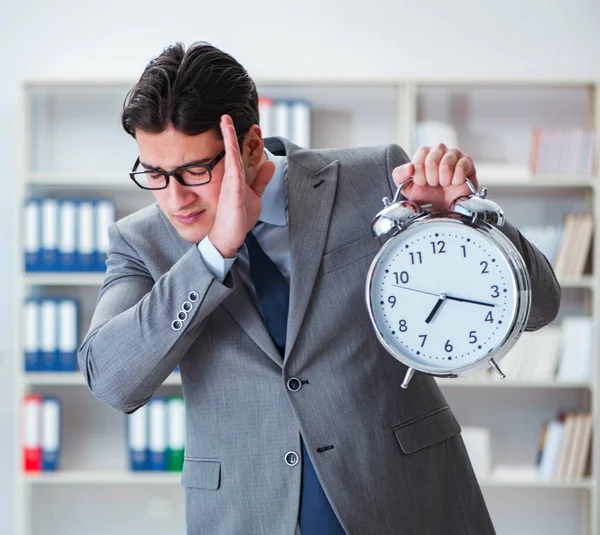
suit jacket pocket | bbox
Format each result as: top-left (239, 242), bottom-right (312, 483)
top-left (182, 458), bottom-right (221, 490)
top-left (393, 406), bottom-right (461, 455)
top-left (321, 235), bottom-right (383, 274)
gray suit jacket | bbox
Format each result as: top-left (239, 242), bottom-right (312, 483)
top-left (79, 139), bottom-right (561, 535)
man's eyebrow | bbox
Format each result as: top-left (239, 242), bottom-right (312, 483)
top-left (139, 158), bottom-right (211, 171)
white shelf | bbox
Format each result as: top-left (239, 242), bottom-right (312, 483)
top-left (24, 273), bottom-right (106, 286)
top-left (560, 276), bottom-right (595, 290)
top-left (23, 471), bottom-right (181, 485)
top-left (22, 470), bottom-right (592, 489)
top-left (16, 78), bottom-right (599, 535)
top-left (479, 477), bottom-right (594, 490)
top-left (23, 372), bottom-right (182, 386)
top-left (27, 173), bottom-right (134, 188)
top-left (436, 379), bottom-right (593, 389)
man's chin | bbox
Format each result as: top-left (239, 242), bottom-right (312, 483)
top-left (174, 223), bottom-right (209, 244)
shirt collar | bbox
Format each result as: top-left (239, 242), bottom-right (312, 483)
top-left (259, 148), bottom-right (287, 226)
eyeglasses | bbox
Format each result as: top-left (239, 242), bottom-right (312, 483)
top-left (129, 129), bottom-right (249, 191)
top-left (129, 150), bottom-right (225, 190)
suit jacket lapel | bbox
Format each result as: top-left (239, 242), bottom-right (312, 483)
top-left (284, 145), bottom-right (339, 362)
top-left (222, 267), bottom-right (284, 367)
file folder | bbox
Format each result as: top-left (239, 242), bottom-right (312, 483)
top-left (167, 397), bottom-right (185, 472)
top-left (41, 397), bottom-right (61, 471)
top-left (58, 200), bottom-right (77, 271)
top-left (40, 300), bottom-right (58, 371)
top-left (41, 199), bottom-right (59, 271)
top-left (24, 199), bottom-right (41, 272)
top-left (128, 405), bottom-right (149, 471)
top-left (77, 201), bottom-right (95, 271)
top-left (148, 398), bottom-right (167, 471)
top-left (24, 299), bottom-right (40, 372)
top-left (23, 395), bottom-right (42, 472)
top-left (57, 299), bottom-right (78, 371)
top-left (96, 200), bottom-right (115, 271)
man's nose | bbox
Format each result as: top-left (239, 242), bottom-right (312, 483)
top-left (168, 177), bottom-right (197, 207)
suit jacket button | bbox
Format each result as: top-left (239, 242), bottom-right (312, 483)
top-left (182, 301), bottom-right (193, 312)
top-left (287, 378), bottom-right (302, 392)
top-left (172, 320), bottom-right (183, 331)
top-left (188, 291), bottom-right (199, 302)
top-left (285, 451), bottom-right (299, 466)
top-left (178, 311), bottom-right (188, 321)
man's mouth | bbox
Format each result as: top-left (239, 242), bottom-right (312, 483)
top-left (175, 210), bottom-right (205, 225)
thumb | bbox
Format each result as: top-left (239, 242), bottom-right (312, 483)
top-left (392, 162), bottom-right (414, 187)
top-left (250, 160), bottom-right (276, 197)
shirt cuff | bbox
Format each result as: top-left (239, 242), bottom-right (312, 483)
top-left (197, 237), bottom-right (236, 283)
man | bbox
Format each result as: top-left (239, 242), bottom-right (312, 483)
top-left (78, 41), bottom-right (561, 535)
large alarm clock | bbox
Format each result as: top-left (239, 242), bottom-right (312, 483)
top-left (365, 178), bottom-right (531, 388)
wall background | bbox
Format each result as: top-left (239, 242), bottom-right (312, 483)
top-left (1, 0), bottom-right (599, 532)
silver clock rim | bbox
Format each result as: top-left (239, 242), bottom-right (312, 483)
top-left (365, 214), bottom-right (532, 378)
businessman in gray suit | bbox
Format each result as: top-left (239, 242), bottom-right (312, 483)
top-left (79, 41), bottom-right (561, 535)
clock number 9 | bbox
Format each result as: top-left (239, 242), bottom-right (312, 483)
top-left (388, 296), bottom-right (397, 308)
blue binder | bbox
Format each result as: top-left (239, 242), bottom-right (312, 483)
top-left (24, 199), bottom-right (42, 272)
top-left (128, 405), bottom-right (149, 471)
top-left (24, 299), bottom-right (41, 372)
top-left (41, 396), bottom-right (61, 471)
top-left (148, 398), bottom-right (167, 471)
top-left (40, 199), bottom-right (59, 271)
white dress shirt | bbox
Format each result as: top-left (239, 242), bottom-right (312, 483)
top-left (197, 149), bottom-right (290, 283)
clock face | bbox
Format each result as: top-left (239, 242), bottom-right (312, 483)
top-left (367, 218), bottom-right (519, 373)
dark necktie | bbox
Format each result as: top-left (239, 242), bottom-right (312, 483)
top-left (244, 230), bottom-right (346, 535)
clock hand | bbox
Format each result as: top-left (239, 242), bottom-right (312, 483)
top-left (425, 294), bottom-right (447, 324)
top-left (390, 284), bottom-right (440, 297)
top-left (444, 295), bottom-right (496, 307)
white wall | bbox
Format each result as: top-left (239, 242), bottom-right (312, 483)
top-left (1, 0), bottom-right (599, 533)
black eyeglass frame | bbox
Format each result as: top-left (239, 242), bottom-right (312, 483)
top-left (129, 129), bottom-right (248, 191)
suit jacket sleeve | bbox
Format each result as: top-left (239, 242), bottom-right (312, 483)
top-left (385, 144), bottom-right (561, 332)
top-left (77, 222), bottom-right (235, 413)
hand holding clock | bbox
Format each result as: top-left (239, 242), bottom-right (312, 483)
top-left (391, 144), bottom-right (478, 212)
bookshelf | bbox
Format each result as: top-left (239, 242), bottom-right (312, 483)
top-left (14, 79), bottom-right (599, 535)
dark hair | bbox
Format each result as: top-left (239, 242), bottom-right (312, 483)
top-left (122, 41), bottom-right (259, 138)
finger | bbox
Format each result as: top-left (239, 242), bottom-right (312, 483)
top-left (411, 146), bottom-right (430, 186)
top-left (250, 160), bottom-right (276, 198)
top-left (452, 154), bottom-right (476, 186)
top-left (424, 143), bottom-right (448, 187)
top-left (439, 149), bottom-right (460, 187)
top-left (220, 115), bottom-right (244, 194)
top-left (391, 162), bottom-right (414, 187)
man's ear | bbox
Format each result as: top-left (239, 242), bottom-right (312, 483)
top-left (243, 124), bottom-right (265, 167)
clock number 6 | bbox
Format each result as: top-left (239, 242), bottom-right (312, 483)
top-left (445, 340), bottom-right (453, 352)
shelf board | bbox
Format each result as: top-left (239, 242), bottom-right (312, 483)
top-left (436, 379), bottom-right (593, 389)
top-left (559, 276), bottom-right (594, 289)
top-left (21, 471), bottom-right (593, 489)
top-left (23, 372), bottom-right (182, 386)
top-left (24, 273), bottom-right (106, 286)
top-left (27, 173), bottom-right (135, 188)
top-left (482, 177), bottom-right (597, 189)
top-left (479, 477), bottom-right (594, 490)
top-left (23, 471), bottom-right (182, 485)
